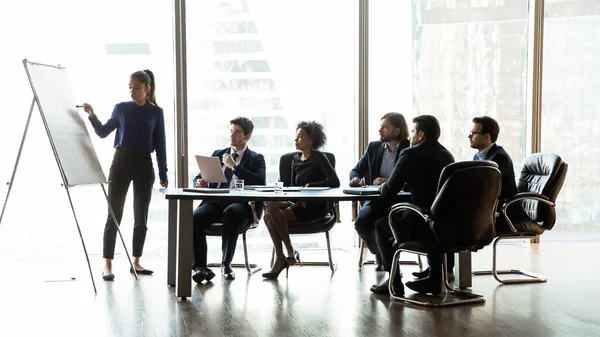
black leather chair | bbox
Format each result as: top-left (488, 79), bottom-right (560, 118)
top-left (473, 153), bottom-right (568, 284)
top-left (388, 161), bottom-right (502, 307)
top-left (205, 201), bottom-right (262, 274)
top-left (271, 151), bottom-right (340, 272)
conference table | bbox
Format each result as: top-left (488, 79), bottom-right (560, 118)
top-left (161, 187), bottom-right (472, 299)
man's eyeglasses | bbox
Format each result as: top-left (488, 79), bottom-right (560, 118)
top-left (468, 131), bottom-right (484, 138)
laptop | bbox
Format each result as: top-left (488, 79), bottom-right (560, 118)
top-left (343, 186), bottom-right (381, 195)
top-left (194, 155), bottom-right (227, 183)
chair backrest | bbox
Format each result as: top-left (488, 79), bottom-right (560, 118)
top-left (278, 151), bottom-right (336, 186)
top-left (430, 161), bottom-right (502, 252)
top-left (517, 153), bottom-right (568, 230)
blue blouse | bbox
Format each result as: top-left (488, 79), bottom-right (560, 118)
top-left (88, 101), bottom-right (168, 182)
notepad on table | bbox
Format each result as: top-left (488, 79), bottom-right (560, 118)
top-left (183, 188), bottom-right (230, 194)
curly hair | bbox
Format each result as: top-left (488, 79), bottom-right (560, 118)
top-left (296, 121), bottom-right (327, 150)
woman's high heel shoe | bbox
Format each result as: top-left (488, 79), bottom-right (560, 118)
top-left (262, 261), bottom-right (289, 279)
top-left (285, 250), bottom-right (302, 267)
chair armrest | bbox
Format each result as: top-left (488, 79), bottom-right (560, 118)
top-left (333, 201), bottom-right (341, 223)
top-left (501, 192), bottom-right (554, 233)
top-left (248, 201), bottom-right (259, 229)
top-left (387, 202), bottom-right (433, 245)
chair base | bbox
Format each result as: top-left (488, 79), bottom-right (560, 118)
top-left (271, 231), bottom-right (337, 273)
top-left (472, 234), bottom-right (547, 284)
top-left (357, 238), bottom-right (422, 271)
top-left (207, 232), bottom-right (262, 275)
top-left (207, 263), bottom-right (262, 275)
top-left (389, 249), bottom-right (486, 307)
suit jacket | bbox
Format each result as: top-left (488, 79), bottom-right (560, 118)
top-left (380, 141), bottom-right (455, 237)
top-left (477, 144), bottom-right (526, 233)
top-left (193, 147), bottom-right (266, 218)
top-left (350, 139), bottom-right (410, 186)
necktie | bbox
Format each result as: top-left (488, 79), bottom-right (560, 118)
top-left (224, 152), bottom-right (239, 183)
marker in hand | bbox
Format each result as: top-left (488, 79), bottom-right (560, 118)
top-left (76, 105), bottom-right (84, 108)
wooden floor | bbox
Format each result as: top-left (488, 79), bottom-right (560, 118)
top-left (1, 241), bottom-right (599, 337)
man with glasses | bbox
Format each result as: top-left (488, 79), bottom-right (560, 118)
top-left (349, 112), bottom-right (411, 271)
top-left (413, 116), bottom-right (527, 281)
top-left (467, 116), bottom-right (526, 235)
top-left (191, 117), bottom-right (266, 283)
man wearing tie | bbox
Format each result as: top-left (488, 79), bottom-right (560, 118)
top-left (192, 117), bottom-right (266, 283)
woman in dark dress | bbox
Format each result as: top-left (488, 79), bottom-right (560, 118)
top-left (262, 121), bottom-right (340, 279)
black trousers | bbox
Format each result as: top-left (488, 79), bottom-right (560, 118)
top-left (374, 216), bottom-right (442, 282)
top-left (103, 149), bottom-right (155, 259)
top-left (192, 201), bottom-right (250, 267)
top-left (354, 200), bottom-right (387, 255)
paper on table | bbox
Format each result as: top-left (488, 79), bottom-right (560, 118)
top-left (183, 188), bottom-right (230, 194)
top-left (301, 187), bottom-right (330, 191)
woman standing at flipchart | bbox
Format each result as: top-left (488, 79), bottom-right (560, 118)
top-left (82, 70), bottom-right (168, 281)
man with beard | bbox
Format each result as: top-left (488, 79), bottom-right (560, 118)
top-left (370, 115), bottom-right (454, 296)
top-left (349, 113), bottom-right (410, 271)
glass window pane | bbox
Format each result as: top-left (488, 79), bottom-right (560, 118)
top-left (0, 0), bottom-right (175, 258)
top-left (412, 1), bottom-right (529, 168)
top-left (186, 1), bottom-right (357, 250)
top-left (369, 1), bottom-right (414, 141)
top-left (541, 1), bottom-right (600, 239)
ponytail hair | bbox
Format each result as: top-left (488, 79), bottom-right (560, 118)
top-left (130, 69), bottom-right (157, 105)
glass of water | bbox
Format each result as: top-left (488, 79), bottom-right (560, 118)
top-left (274, 181), bottom-right (284, 194)
top-left (233, 179), bottom-right (244, 193)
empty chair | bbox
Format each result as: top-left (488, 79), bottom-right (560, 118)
top-left (473, 153), bottom-right (568, 284)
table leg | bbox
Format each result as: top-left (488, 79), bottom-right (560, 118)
top-left (175, 199), bottom-right (193, 299)
top-left (167, 200), bottom-right (177, 286)
top-left (455, 251), bottom-right (472, 288)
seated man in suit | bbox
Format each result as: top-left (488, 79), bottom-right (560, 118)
top-left (412, 115), bottom-right (526, 280)
top-left (469, 116), bottom-right (527, 234)
top-left (370, 115), bottom-right (455, 296)
top-left (191, 117), bottom-right (266, 283)
top-left (349, 112), bottom-right (410, 271)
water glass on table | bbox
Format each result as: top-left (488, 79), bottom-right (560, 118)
top-left (274, 181), bottom-right (284, 194)
top-left (233, 179), bottom-right (244, 193)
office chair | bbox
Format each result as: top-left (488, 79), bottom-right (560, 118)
top-left (388, 161), bottom-right (501, 307)
top-left (473, 153), bottom-right (568, 284)
top-left (205, 201), bottom-right (262, 274)
top-left (271, 151), bottom-right (340, 273)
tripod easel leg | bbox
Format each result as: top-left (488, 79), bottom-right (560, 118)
top-left (101, 184), bottom-right (137, 279)
top-left (64, 185), bottom-right (97, 294)
top-left (0, 98), bottom-right (36, 226)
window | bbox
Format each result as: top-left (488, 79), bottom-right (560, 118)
top-left (412, 0), bottom-right (529, 168)
top-left (186, 0), bottom-right (356, 250)
top-left (0, 0), bottom-right (175, 257)
top-left (368, 1), bottom-right (414, 141)
top-left (540, 0), bottom-right (600, 239)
